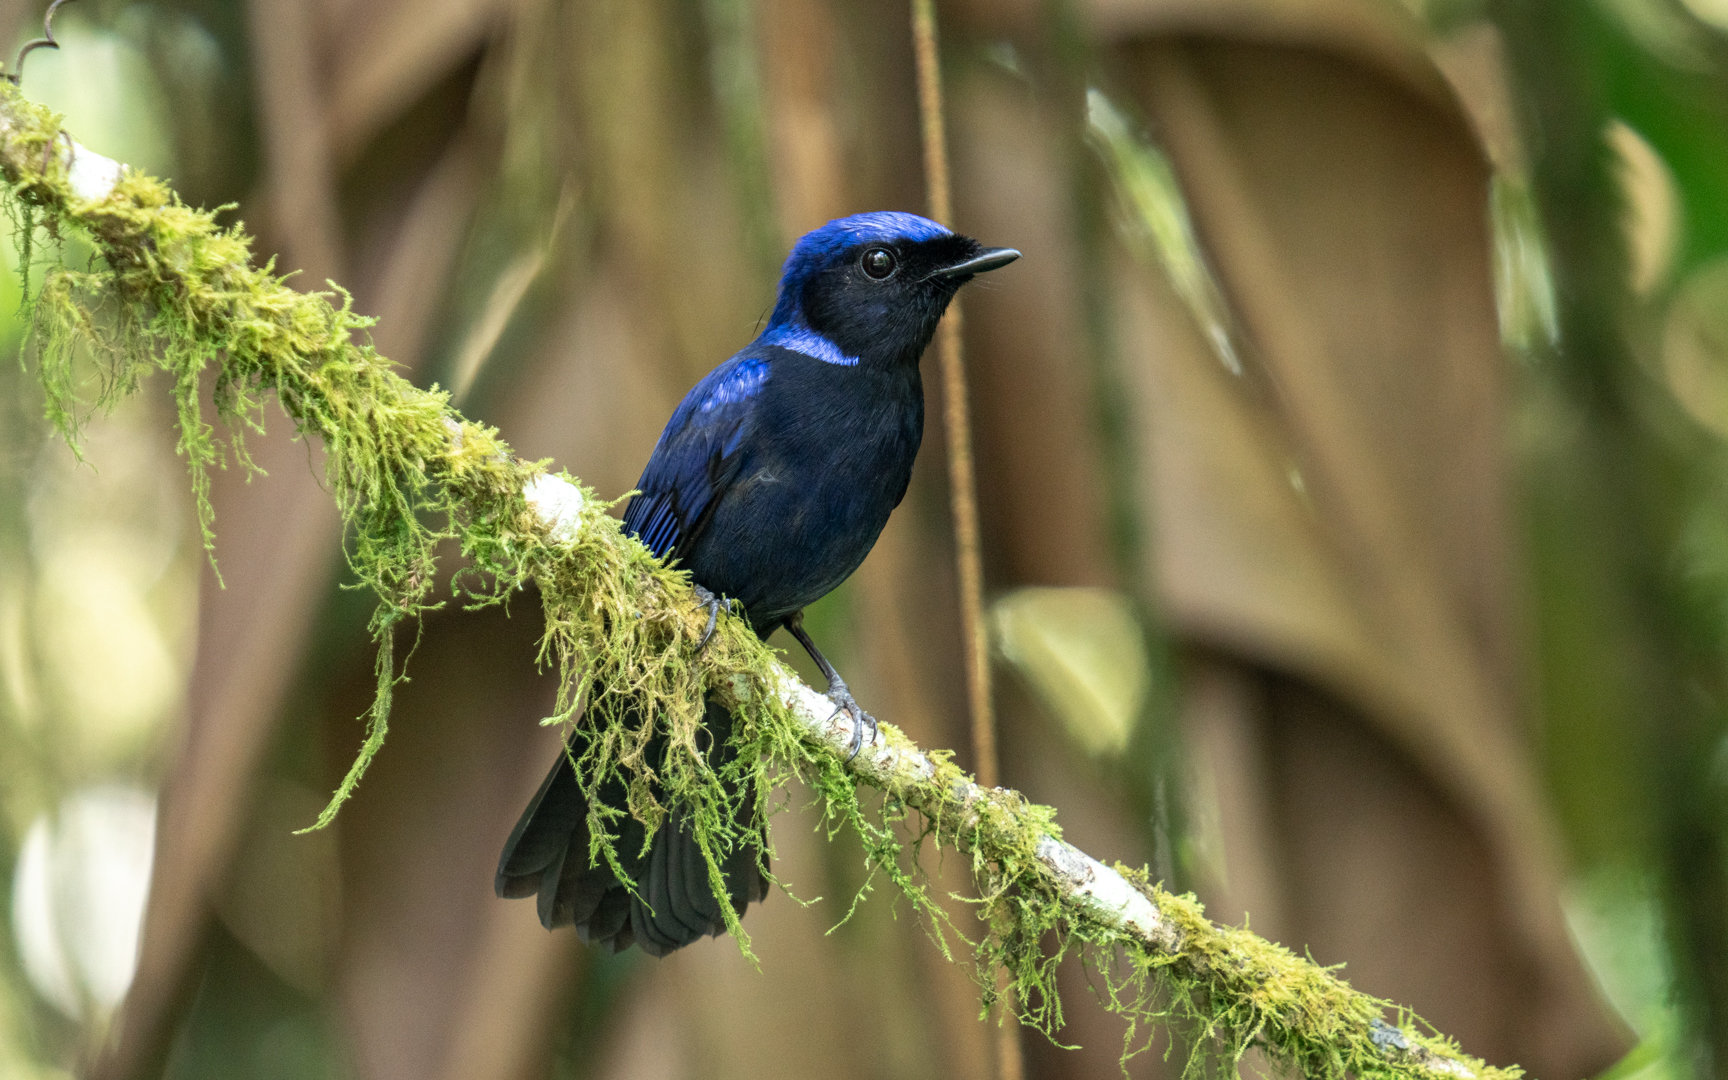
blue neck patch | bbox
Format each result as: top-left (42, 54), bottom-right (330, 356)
top-left (759, 322), bottom-right (859, 367)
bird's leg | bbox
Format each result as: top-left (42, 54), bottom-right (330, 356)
top-left (692, 585), bottom-right (734, 653)
top-left (784, 610), bottom-right (876, 759)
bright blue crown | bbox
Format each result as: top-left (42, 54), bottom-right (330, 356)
top-left (783, 211), bottom-right (951, 266)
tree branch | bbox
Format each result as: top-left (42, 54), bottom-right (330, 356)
top-left (0, 82), bottom-right (1518, 1080)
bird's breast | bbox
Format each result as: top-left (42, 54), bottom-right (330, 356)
top-left (683, 363), bottom-right (923, 625)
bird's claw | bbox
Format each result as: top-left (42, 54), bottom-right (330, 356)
top-left (693, 586), bottom-right (734, 653)
top-left (826, 678), bottom-right (877, 761)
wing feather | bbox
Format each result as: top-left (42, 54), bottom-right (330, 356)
top-left (622, 353), bottom-right (769, 561)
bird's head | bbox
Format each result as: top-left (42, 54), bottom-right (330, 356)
top-left (760, 211), bottom-right (1019, 369)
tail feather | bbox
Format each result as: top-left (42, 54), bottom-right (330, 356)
top-left (545, 811), bottom-right (609, 929)
top-left (535, 841), bottom-right (569, 928)
top-left (653, 826), bottom-right (707, 940)
top-left (495, 749), bottom-right (583, 899)
top-left (496, 696), bottom-right (767, 955)
top-left (632, 837), bottom-right (686, 956)
top-left (678, 819), bottom-right (725, 928)
top-left (578, 886), bottom-right (632, 949)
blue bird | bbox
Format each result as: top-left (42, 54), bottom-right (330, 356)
top-left (496, 212), bottom-right (1019, 955)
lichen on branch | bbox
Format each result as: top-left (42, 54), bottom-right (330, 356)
top-left (0, 80), bottom-right (1519, 1080)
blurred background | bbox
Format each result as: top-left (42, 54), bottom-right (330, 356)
top-left (3, 0), bottom-right (1728, 1076)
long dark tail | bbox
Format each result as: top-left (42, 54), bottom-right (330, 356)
top-left (495, 697), bottom-right (767, 956)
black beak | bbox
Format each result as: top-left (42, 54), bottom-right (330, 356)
top-left (931, 247), bottom-right (1021, 279)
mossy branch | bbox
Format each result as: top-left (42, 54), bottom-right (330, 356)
top-left (0, 81), bottom-right (1521, 1080)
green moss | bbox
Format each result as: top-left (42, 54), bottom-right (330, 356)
top-left (0, 79), bottom-right (1518, 1080)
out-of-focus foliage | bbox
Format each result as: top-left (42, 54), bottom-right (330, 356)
top-left (0, 11), bottom-right (196, 1077)
top-left (1085, 90), bottom-right (1241, 378)
top-left (1566, 870), bottom-right (1683, 1080)
top-left (992, 587), bottom-right (1150, 757)
top-left (1489, 177), bottom-right (1561, 353)
top-left (1485, 0), bottom-right (1728, 1075)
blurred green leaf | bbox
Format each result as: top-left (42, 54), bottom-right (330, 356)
top-left (991, 587), bottom-right (1150, 758)
top-left (1086, 88), bottom-right (1242, 376)
top-left (1661, 257), bottom-right (1728, 437)
top-left (1492, 175), bottom-right (1562, 352)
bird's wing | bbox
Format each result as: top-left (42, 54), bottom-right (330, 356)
top-left (622, 353), bottom-right (769, 562)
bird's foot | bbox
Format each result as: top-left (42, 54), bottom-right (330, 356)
top-left (692, 586), bottom-right (734, 653)
top-left (825, 676), bottom-right (877, 761)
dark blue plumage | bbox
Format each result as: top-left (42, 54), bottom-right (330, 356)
top-left (498, 211), bottom-right (1018, 955)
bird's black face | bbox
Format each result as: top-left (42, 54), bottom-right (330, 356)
top-left (798, 233), bottom-right (1018, 369)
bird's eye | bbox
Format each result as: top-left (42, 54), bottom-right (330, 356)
top-left (861, 247), bottom-right (897, 280)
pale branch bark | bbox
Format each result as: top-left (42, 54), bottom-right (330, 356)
top-left (0, 84), bottom-right (1514, 1080)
